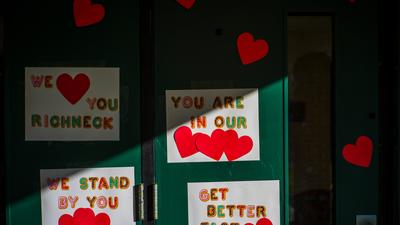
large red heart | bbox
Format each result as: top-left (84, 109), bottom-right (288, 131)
top-left (73, 0), bottom-right (105, 27)
top-left (223, 130), bottom-right (253, 161)
top-left (237, 32), bottom-right (269, 65)
top-left (58, 208), bottom-right (110, 225)
top-left (56, 73), bottom-right (90, 105)
top-left (342, 136), bottom-right (373, 167)
top-left (174, 126), bottom-right (200, 158)
top-left (196, 129), bottom-right (225, 160)
top-left (176, 0), bottom-right (196, 9)
top-left (245, 218), bottom-right (273, 225)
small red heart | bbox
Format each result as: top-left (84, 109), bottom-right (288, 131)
top-left (176, 0), bottom-right (196, 9)
top-left (56, 73), bottom-right (90, 105)
top-left (246, 218), bottom-right (273, 225)
top-left (174, 126), bottom-right (199, 158)
top-left (237, 32), bottom-right (269, 65)
top-left (257, 218), bottom-right (273, 225)
top-left (73, 0), bottom-right (105, 27)
top-left (58, 208), bottom-right (111, 225)
top-left (342, 135), bottom-right (373, 167)
top-left (223, 130), bottom-right (253, 161)
top-left (196, 129), bottom-right (225, 160)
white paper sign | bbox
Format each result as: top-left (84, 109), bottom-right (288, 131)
top-left (188, 180), bottom-right (280, 225)
top-left (166, 89), bottom-right (259, 163)
top-left (25, 67), bottom-right (119, 141)
top-left (40, 167), bottom-right (134, 225)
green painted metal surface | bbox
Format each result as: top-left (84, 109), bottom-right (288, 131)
top-left (4, 1), bottom-right (380, 225)
top-left (334, 2), bottom-right (379, 224)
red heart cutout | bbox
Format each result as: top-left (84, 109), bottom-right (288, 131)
top-left (94, 213), bottom-right (111, 225)
top-left (237, 32), bottom-right (269, 65)
top-left (56, 73), bottom-right (90, 105)
top-left (174, 126), bottom-right (199, 158)
top-left (223, 130), bottom-right (253, 161)
top-left (342, 135), bottom-right (373, 167)
top-left (73, 0), bottom-right (105, 27)
top-left (73, 208), bottom-right (96, 225)
top-left (59, 214), bottom-right (75, 225)
top-left (59, 208), bottom-right (110, 225)
top-left (196, 129), bottom-right (225, 160)
top-left (245, 218), bottom-right (273, 225)
top-left (176, 0), bottom-right (196, 9)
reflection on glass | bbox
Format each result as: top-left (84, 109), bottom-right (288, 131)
top-left (288, 16), bottom-right (333, 225)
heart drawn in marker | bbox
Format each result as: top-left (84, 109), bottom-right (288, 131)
top-left (237, 32), bottom-right (270, 65)
top-left (58, 208), bottom-right (110, 225)
top-left (245, 218), bottom-right (273, 225)
top-left (73, 0), bottom-right (105, 27)
top-left (176, 0), bottom-right (196, 9)
top-left (174, 126), bottom-right (200, 158)
top-left (342, 135), bottom-right (373, 168)
top-left (56, 73), bottom-right (90, 105)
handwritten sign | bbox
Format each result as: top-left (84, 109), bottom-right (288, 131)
top-left (25, 67), bottom-right (119, 141)
top-left (40, 167), bottom-right (134, 225)
top-left (166, 89), bottom-right (259, 163)
top-left (188, 181), bottom-right (280, 225)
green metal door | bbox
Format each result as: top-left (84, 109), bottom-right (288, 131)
top-left (285, 0), bottom-right (379, 224)
top-left (154, 1), bottom-right (287, 225)
top-left (5, 1), bottom-right (142, 225)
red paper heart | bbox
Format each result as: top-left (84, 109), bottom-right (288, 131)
top-left (245, 218), bottom-right (273, 225)
top-left (73, 208), bottom-right (96, 225)
top-left (196, 129), bottom-right (225, 160)
top-left (56, 73), bottom-right (90, 105)
top-left (176, 0), bottom-right (196, 9)
top-left (58, 208), bottom-right (110, 225)
top-left (223, 130), bottom-right (253, 161)
top-left (73, 0), bottom-right (105, 27)
top-left (94, 213), bottom-right (111, 225)
top-left (342, 136), bottom-right (373, 167)
top-left (59, 214), bottom-right (75, 225)
top-left (174, 126), bottom-right (199, 158)
top-left (237, 32), bottom-right (269, 65)
top-left (196, 129), bottom-right (253, 161)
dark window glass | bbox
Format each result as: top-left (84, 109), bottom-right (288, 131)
top-left (288, 16), bottom-right (333, 225)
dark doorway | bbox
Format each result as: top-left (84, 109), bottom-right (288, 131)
top-left (288, 15), bottom-right (333, 225)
